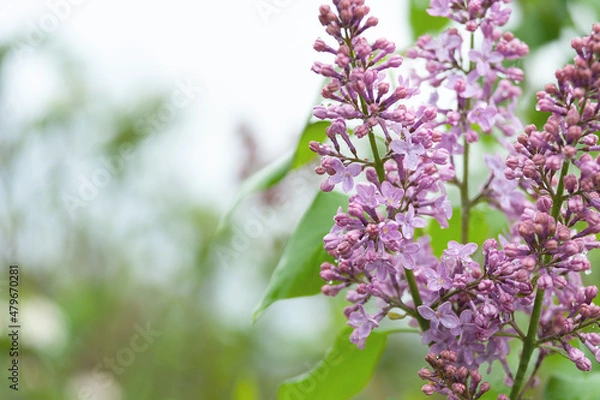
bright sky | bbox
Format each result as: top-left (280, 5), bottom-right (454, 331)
top-left (1, 0), bottom-right (409, 209)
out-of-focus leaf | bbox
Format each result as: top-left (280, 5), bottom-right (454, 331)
top-left (278, 326), bottom-right (388, 400)
top-left (292, 121), bottom-right (329, 169)
top-left (514, 0), bottom-right (571, 50)
top-left (409, 0), bottom-right (450, 39)
top-left (253, 191), bottom-right (347, 322)
top-left (233, 374), bottom-right (260, 400)
top-left (544, 373), bottom-right (600, 400)
top-left (237, 152), bottom-right (294, 203)
top-left (221, 121), bottom-right (329, 230)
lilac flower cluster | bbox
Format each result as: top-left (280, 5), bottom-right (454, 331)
top-left (406, 0), bottom-right (528, 147)
top-left (311, 0), bottom-right (454, 347)
top-left (419, 350), bottom-right (491, 400)
top-left (502, 23), bottom-right (600, 369)
top-left (310, 0), bottom-right (600, 399)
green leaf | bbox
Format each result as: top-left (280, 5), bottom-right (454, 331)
top-left (220, 121), bottom-right (329, 231)
top-left (253, 191), bottom-right (347, 322)
top-left (514, 0), bottom-right (571, 50)
top-left (237, 153), bottom-right (294, 203)
top-left (278, 326), bottom-right (388, 400)
top-left (292, 121), bottom-right (329, 169)
top-left (409, 0), bottom-right (450, 39)
top-left (544, 373), bottom-right (600, 400)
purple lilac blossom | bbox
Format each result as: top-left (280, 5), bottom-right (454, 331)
top-left (311, 1), bottom-right (600, 399)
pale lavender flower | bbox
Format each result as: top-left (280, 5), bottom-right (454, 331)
top-left (348, 305), bottom-right (380, 349)
top-left (418, 302), bottom-right (460, 330)
top-left (328, 159), bottom-right (362, 192)
top-left (396, 204), bottom-right (427, 239)
top-left (469, 39), bottom-right (504, 77)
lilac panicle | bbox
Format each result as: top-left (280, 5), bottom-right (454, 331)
top-left (501, 22), bottom-right (600, 373)
top-left (313, 0), bottom-right (454, 351)
top-left (310, 1), bottom-right (600, 398)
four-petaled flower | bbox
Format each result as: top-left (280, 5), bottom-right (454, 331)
top-left (328, 158), bottom-right (362, 192)
top-left (396, 204), bottom-right (427, 239)
top-left (468, 39), bottom-right (504, 77)
top-left (444, 240), bottom-right (478, 264)
top-left (418, 302), bottom-right (460, 330)
top-left (390, 139), bottom-right (425, 170)
top-left (467, 104), bottom-right (497, 132)
top-left (348, 305), bottom-right (379, 349)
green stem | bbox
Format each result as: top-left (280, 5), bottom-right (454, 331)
top-left (368, 131), bottom-right (385, 182)
top-left (461, 139), bottom-right (470, 244)
top-left (404, 268), bottom-right (429, 331)
top-left (509, 288), bottom-right (545, 400)
top-left (509, 161), bottom-right (570, 400)
top-left (366, 126), bottom-right (427, 330)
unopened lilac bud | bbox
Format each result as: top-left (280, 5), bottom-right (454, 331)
top-left (518, 282), bottom-right (533, 294)
top-left (562, 318), bottom-right (575, 333)
top-left (518, 221), bottom-right (535, 241)
top-left (563, 145), bottom-right (576, 159)
top-left (566, 107), bottom-right (580, 125)
top-left (445, 365), bottom-right (457, 377)
top-left (553, 276), bottom-right (567, 289)
top-left (479, 382), bottom-right (491, 393)
top-left (354, 124), bottom-right (369, 138)
top-left (353, 5), bottom-right (368, 19)
top-left (431, 149), bottom-right (449, 164)
top-left (545, 239), bottom-right (558, 251)
top-left (538, 274), bottom-right (553, 289)
top-left (585, 286), bottom-right (598, 302)
top-left (320, 179), bottom-right (335, 192)
top-left (364, 16), bottom-right (378, 28)
top-left (506, 155), bottom-right (519, 170)
top-left (425, 353), bottom-right (438, 365)
top-left (586, 333), bottom-right (600, 346)
top-left (561, 241), bottom-right (579, 256)
top-left (421, 384), bottom-right (435, 395)
top-left (523, 163), bottom-right (538, 179)
top-left (556, 225), bottom-right (571, 241)
top-left (466, 20), bottom-right (478, 32)
top-left (545, 155), bottom-right (563, 171)
top-left (536, 196), bottom-right (552, 212)
top-left (356, 282), bottom-right (369, 295)
top-left (452, 383), bottom-right (466, 395)
top-left (504, 244), bottom-right (521, 257)
top-left (566, 126), bottom-right (582, 144)
top-left (520, 256), bottom-right (536, 271)
top-left (377, 82), bottom-right (390, 96)
top-left (515, 269), bottom-right (530, 282)
top-left (322, 283), bottom-right (345, 296)
top-left (456, 366), bottom-right (469, 380)
top-left (470, 370), bottom-right (482, 384)
top-left (364, 167), bottom-right (379, 185)
top-left (570, 349), bottom-right (592, 371)
top-left (418, 368), bottom-right (433, 380)
top-left (564, 174), bottom-right (578, 193)
top-left (320, 269), bottom-right (339, 281)
top-left (347, 203), bottom-right (364, 218)
top-left (478, 279), bottom-right (494, 294)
